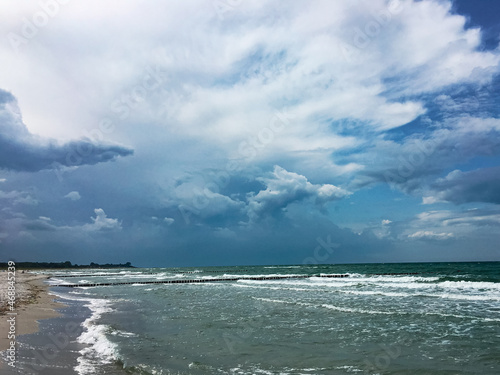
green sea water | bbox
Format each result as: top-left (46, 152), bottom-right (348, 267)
top-left (41, 262), bottom-right (500, 374)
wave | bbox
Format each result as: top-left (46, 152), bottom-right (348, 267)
top-left (339, 275), bottom-right (440, 283)
top-left (235, 281), bottom-right (500, 302)
top-left (437, 280), bottom-right (500, 291)
top-left (253, 297), bottom-right (395, 315)
top-left (234, 283), bottom-right (312, 292)
top-left (46, 278), bottom-right (71, 285)
top-left (74, 299), bottom-right (120, 375)
top-left (253, 296), bottom-right (500, 322)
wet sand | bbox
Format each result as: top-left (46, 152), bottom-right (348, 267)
top-left (0, 271), bottom-right (65, 370)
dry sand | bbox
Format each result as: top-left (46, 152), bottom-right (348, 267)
top-left (0, 271), bottom-right (65, 368)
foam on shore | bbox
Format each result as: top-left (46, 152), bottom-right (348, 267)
top-left (74, 299), bottom-right (120, 375)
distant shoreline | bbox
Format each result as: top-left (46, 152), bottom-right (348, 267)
top-left (0, 261), bottom-right (134, 270)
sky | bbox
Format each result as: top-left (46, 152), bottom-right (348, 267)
top-left (0, 0), bottom-right (499, 267)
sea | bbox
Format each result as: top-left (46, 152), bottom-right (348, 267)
top-left (9, 262), bottom-right (500, 374)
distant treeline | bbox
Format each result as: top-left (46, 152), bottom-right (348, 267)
top-left (0, 261), bottom-right (134, 269)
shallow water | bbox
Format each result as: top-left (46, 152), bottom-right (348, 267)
top-left (42, 262), bottom-right (500, 374)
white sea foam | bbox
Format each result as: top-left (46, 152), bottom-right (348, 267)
top-left (438, 280), bottom-right (500, 291)
top-left (253, 297), bottom-right (395, 315)
top-left (345, 275), bottom-right (440, 283)
top-left (225, 273), bottom-right (304, 279)
top-left (420, 292), bottom-right (500, 302)
top-left (253, 296), bottom-right (500, 322)
top-left (41, 290), bottom-right (124, 374)
top-left (243, 278), bottom-right (360, 288)
top-left (110, 329), bottom-right (137, 337)
top-left (74, 298), bottom-right (119, 375)
top-left (227, 366), bottom-right (327, 375)
top-left (362, 279), bottom-right (500, 301)
top-left (228, 366), bottom-right (283, 374)
top-left (46, 278), bottom-right (70, 285)
top-left (234, 283), bottom-right (312, 292)
top-left (238, 278), bottom-right (500, 302)
top-left (421, 310), bottom-right (500, 322)
top-left (69, 290), bottom-right (93, 296)
top-left (334, 365), bottom-right (363, 372)
top-left (47, 289), bottom-right (83, 301)
top-left (107, 273), bottom-right (161, 280)
top-left (340, 290), bottom-right (410, 298)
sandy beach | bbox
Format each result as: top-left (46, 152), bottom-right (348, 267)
top-left (0, 271), bottom-right (64, 369)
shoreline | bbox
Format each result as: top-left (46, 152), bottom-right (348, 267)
top-left (0, 271), bottom-right (65, 369)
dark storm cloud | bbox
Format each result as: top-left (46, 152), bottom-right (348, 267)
top-left (352, 116), bottom-right (500, 195)
top-left (24, 218), bottom-right (57, 231)
top-left (429, 167), bottom-right (500, 204)
top-left (0, 89), bottom-right (133, 172)
top-left (0, 138), bottom-right (134, 172)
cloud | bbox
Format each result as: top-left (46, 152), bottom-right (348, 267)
top-left (432, 208), bottom-right (500, 227)
top-left (214, 227), bottom-right (237, 239)
top-left (161, 0), bottom-right (498, 154)
top-left (352, 116), bottom-right (500, 197)
top-left (0, 208), bottom-right (122, 242)
top-left (371, 219), bottom-right (393, 239)
top-left (163, 217), bottom-right (175, 225)
top-left (426, 167), bottom-right (500, 204)
top-left (83, 208), bottom-right (122, 231)
top-left (443, 213), bottom-right (500, 227)
top-left (172, 174), bottom-right (246, 220)
top-left (0, 89), bottom-right (133, 172)
top-left (1, 0), bottom-right (490, 183)
top-left (408, 230), bottom-right (454, 241)
top-left (64, 191), bottom-right (81, 201)
top-left (246, 165), bottom-right (350, 221)
top-left (24, 217), bottom-right (57, 232)
top-left (399, 207), bottom-right (500, 243)
top-left (0, 189), bottom-right (38, 205)
top-left (1, 1), bottom-right (500, 264)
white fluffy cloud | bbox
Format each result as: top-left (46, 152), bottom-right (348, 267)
top-left (246, 165), bottom-right (350, 221)
top-left (398, 207), bottom-right (500, 243)
top-left (83, 208), bottom-right (122, 231)
top-left (64, 191), bottom-right (81, 201)
top-left (163, 217), bottom-right (175, 225)
top-left (408, 230), bottom-right (454, 241)
top-left (1, 0), bottom-right (498, 177)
